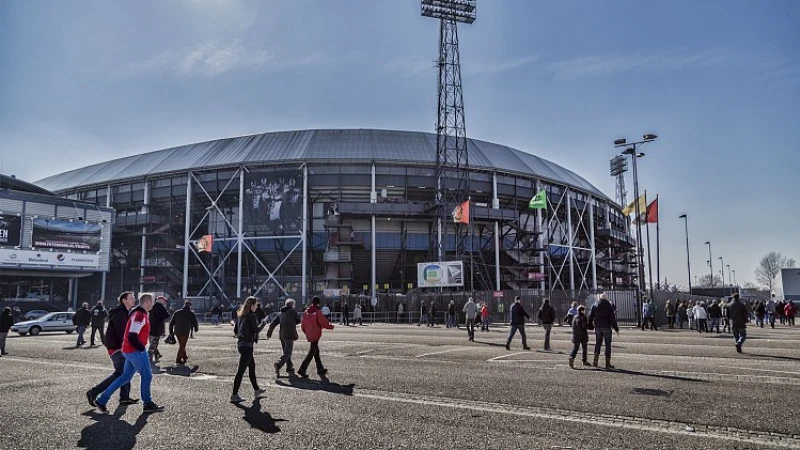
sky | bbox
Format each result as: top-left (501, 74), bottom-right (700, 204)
top-left (1, 0), bottom-right (798, 288)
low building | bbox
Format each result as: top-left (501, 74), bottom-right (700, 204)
top-left (775, 268), bottom-right (800, 301)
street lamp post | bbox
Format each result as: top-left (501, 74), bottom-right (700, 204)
top-left (732, 269), bottom-right (737, 290)
top-left (614, 134), bottom-right (657, 326)
top-left (727, 264), bottom-right (732, 295)
top-left (718, 256), bottom-right (725, 295)
top-left (679, 214), bottom-right (692, 294)
top-left (705, 241), bottom-right (713, 287)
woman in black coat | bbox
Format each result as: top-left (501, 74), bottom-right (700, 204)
top-left (568, 306), bottom-right (590, 369)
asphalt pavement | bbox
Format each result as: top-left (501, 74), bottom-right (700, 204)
top-left (1, 320), bottom-right (799, 449)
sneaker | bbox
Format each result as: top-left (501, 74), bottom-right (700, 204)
top-left (735, 344), bottom-right (742, 353)
top-left (523, 346), bottom-right (531, 350)
top-left (254, 389), bottom-right (266, 399)
top-left (230, 394), bottom-right (244, 404)
top-left (274, 362), bottom-right (281, 377)
top-left (143, 402), bottom-right (165, 413)
top-left (95, 401), bottom-right (109, 414)
top-left (286, 367), bottom-right (296, 374)
top-left (119, 398), bottom-right (139, 405)
top-left (504, 343), bottom-right (510, 350)
top-left (297, 370), bottom-right (309, 379)
top-left (317, 368), bottom-right (328, 376)
top-left (85, 391), bottom-right (97, 407)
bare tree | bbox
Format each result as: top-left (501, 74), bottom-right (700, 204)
top-left (754, 252), bottom-right (796, 291)
top-left (698, 274), bottom-right (722, 287)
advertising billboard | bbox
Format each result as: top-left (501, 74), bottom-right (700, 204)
top-left (0, 248), bottom-right (100, 268)
top-left (244, 170), bottom-right (303, 235)
top-left (31, 218), bottom-right (102, 252)
top-left (417, 261), bottom-right (464, 288)
top-left (0, 214), bottom-right (22, 247)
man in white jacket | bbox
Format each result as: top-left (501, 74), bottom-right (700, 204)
top-left (463, 298), bottom-right (478, 342)
top-left (693, 302), bottom-right (709, 333)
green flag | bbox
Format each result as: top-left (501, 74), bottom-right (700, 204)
top-left (528, 190), bottom-right (547, 209)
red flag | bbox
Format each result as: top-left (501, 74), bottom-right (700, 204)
top-left (452, 200), bottom-right (470, 224)
top-left (646, 198), bottom-right (658, 223)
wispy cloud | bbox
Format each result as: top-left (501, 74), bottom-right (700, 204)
top-left (465, 54), bottom-right (539, 75)
top-left (546, 50), bottom-right (730, 80)
top-left (383, 56), bottom-right (435, 77)
top-left (113, 41), bottom-right (339, 78)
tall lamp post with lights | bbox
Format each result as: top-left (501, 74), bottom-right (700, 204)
top-left (679, 214), bottom-right (692, 294)
top-left (614, 134), bottom-right (657, 325)
top-left (718, 256), bottom-right (725, 295)
top-left (705, 241), bottom-right (713, 287)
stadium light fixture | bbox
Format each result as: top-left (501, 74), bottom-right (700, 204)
top-left (614, 138), bottom-right (627, 146)
top-left (643, 134), bottom-right (658, 141)
top-left (421, 0), bottom-right (477, 23)
top-left (637, 152), bottom-right (645, 158)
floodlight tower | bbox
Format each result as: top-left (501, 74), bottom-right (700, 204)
top-left (421, 0), bottom-right (476, 264)
top-left (609, 155), bottom-right (628, 211)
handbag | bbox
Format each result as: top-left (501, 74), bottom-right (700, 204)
top-left (164, 334), bottom-right (177, 345)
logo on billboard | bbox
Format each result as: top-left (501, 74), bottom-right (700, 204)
top-left (422, 264), bottom-right (442, 283)
top-left (57, 254), bottom-right (65, 261)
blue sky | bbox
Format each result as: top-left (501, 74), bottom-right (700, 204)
top-left (1, 0), bottom-right (798, 287)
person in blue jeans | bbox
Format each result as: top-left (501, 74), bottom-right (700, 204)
top-left (72, 303), bottom-right (92, 346)
top-left (94, 294), bottom-right (164, 414)
top-left (588, 294), bottom-right (620, 369)
top-left (505, 296), bottom-right (531, 350)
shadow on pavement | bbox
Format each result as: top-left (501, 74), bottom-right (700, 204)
top-left (234, 398), bottom-right (286, 434)
top-left (160, 365), bottom-right (200, 376)
top-left (612, 368), bottom-right (708, 383)
top-left (275, 376), bottom-right (355, 395)
top-left (78, 407), bottom-right (148, 450)
top-left (472, 341), bottom-right (506, 348)
top-left (745, 353), bottom-right (800, 362)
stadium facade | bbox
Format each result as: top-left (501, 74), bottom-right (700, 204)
top-left (34, 129), bottom-right (637, 305)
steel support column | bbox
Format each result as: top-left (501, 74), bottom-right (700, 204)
top-left (371, 162), bottom-right (377, 304)
top-left (589, 201), bottom-right (597, 290)
top-left (302, 164), bottom-right (308, 303)
top-left (567, 191), bottom-right (575, 292)
top-left (182, 174), bottom-right (192, 298)
top-left (492, 173), bottom-right (500, 290)
top-left (139, 181), bottom-right (150, 294)
top-left (237, 168), bottom-right (245, 298)
top-left (101, 184), bottom-right (111, 301)
top-left (536, 180), bottom-right (545, 291)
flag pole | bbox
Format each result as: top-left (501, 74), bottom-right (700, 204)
top-left (644, 191), bottom-right (655, 302)
top-left (655, 194), bottom-right (660, 291)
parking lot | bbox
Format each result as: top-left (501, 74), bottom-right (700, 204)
top-left (1, 321), bottom-right (799, 449)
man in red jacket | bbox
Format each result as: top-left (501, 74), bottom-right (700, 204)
top-left (298, 296), bottom-right (334, 378)
top-left (785, 301), bottom-right (797, 326)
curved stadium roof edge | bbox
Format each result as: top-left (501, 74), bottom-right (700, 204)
top-left (34, 129), bottom-right (610, 200)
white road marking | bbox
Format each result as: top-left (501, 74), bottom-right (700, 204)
top-left (415, 348), bottom-right (469, 358)
top-left (719, 365), bottom-right (800, 376)
top-left (487, 352), bottom-right (526, 361)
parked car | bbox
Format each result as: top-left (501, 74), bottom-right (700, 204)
top-left (23, 310), bottom-right (51, 320)
top-left (12, 312), bottom-right (77, 336)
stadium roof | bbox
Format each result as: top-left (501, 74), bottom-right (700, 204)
top-left (35, 129), bottom-right (608, 199)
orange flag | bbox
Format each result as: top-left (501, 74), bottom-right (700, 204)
top-left (452, 200), bottom-right (470, 224)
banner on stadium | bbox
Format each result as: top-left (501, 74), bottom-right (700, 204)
top-left (243, 170), bottom-right (303, 235)
top-left (0, 248), bottom-right (100, 268)
top-left (0, 214), bottom-right (22, 247)
top-left (31, 218), bottom-right (102, 252)
top-left (417, 261), bottom-right (464, 288)
top-left (452, 201), bottom-right (470, 224)
top-left (195, 234), bottom-right (213, 253)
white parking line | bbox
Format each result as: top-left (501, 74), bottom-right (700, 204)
top-left (415, 348), bottom-right (467, 358)
top-left (719, 365), bottom-right (800, 376)
top-left (487, 352), bottom-right (526, 361)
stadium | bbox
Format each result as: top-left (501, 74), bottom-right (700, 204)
top-left (34, 129), bottom-right (637, 306)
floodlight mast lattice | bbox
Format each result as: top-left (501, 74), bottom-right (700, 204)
top-left (422, 0), bottom-right (476, 265)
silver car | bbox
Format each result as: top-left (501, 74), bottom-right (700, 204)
top-left (11, 312), bottom-right (77, 336)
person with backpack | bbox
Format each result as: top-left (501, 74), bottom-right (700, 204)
top-left (588, 293), bottom-right (619, 369)
top-left (267, 298), bottom-right (302, 377)
top-left (230, 296), bottom-right (267, 404)
top-left (89, 301), bottom-right (108, 346)
top-left (93, 293), bottom-right (164, 413)
top-left (148, 296), bottom-right (170, 363)
top-left (169, 300), bottom-right (199, 365)
top-left (568, 305), bottom-right (590, 369)
top-left (298, 296), bottom-right (334, 378)
top-left (86, 292), bottom-right (138, 408)
top-left (537, 298), bottom-right (555, 351)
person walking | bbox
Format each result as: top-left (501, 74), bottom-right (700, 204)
top-left (676, 301), bottom-right (688, 329)
top-left (86, 292), bottom-right (138, 408)
top-left (588, 293), bottom-right (619, 369)
top-left (428, 301), bottom-right (437, 327)
top-left (537, 298), bottom-right (555, 351)
top-left (641, 300), bottom-right (658, 331)
top-left (353, 302), bottom-right (363, 326)
top-left (480, 302), bottom-right (490, 331)
top-left (693, 302), bottom-right (709, 333)
top-left (776, 298), bottom-right (786, 325)
top-left (497, 302), bottom-right (505, 323)
top-left (93, 293), bottom-right (164, 413)
top-left (341, 301), bottom-right (350, 326)
top-left (148, 296), bottom-right (170, 363)
top-left (687, 302), bottom-right (695, 330)
top-left (766, 296), bottom-right (777, 329)
top-left (708, 299), bottom-right (723, 333)
top-left (0, 307), bottom-right (14, 356)
top-left (298, 296), bottom-right (334, 378)
top-left (728, 293), bottom-right (748, 353)
top-left (397, 302), bottom-right (404, 323)
top-left (72, 302), bottom-right (92, 347)
top-left (463, 297), bottom-right (477, 342)
top-left (754, 301), bottom-right (766, 328)
top-left (169, 300), bottom-right (199, 365)
top-left (505, 296), bottom-right (531, 350)
top-left (786, 301), bottom-right (797, 326)
top-left (267, 298), bottom-right (302, 377)
top-left (210, 304), bottom-right (221, 326)
top-left (722, 298), bottom-right (731, 333)
top-left (664, 299), bottom-right (676, 329)
top-left (447, 300), bottom-right (457, 328)
top-left (89, 301), bottom-right (108, 347)
top-left (231, 296), bottom-right (267, 404)
top-left (564, 301), bottom-right (578, 326)
top-left (417, 302), bottom-right (428, 326)
top-left (568, 305), bottom-right (590, 369)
